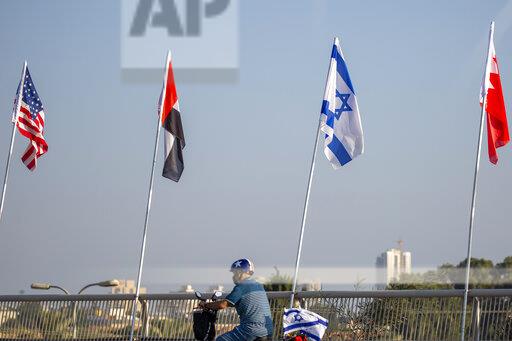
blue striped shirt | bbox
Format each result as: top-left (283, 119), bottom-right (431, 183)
top-left (225, 279), bottom-right (273, 337)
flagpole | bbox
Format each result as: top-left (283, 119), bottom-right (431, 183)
top-left (459, 21), bottom-right (494, 341)
top-left (290, 38), bottom-right (338, 309)
top-left (290, 118), bottom-right (322, 308)
top-left (0, 61), bottom-right (27, 223)
top-left (128, 51), bottom-right (170, 341)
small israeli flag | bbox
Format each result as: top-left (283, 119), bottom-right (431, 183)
top-left (283, 308), bottom-right (328, 341)
top-left (320, 37), bottom-right (364, 168)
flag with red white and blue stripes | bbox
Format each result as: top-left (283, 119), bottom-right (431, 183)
top-left (14, 66), bottom-right (48, 171)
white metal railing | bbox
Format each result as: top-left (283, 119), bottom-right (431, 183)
top-left (0, 289), bottom-right (510, 340)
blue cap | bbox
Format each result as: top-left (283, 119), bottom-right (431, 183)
top-left (230, 258), bottom-right (254, 274)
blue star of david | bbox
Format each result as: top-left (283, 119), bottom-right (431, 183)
top-left (334, 90), bottom-right (352, 119)
top-left (294, 314), bottom-right (303, 322)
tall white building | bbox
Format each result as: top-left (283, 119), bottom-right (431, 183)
top-left (376, 242), bottom-right (412, 286)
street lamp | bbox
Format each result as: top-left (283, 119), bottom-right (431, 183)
top-left (30, 283), bottom-right (70, 294)
top-left (30, 279), bottom-right (120, 295)
top-left (77, 279), bottom-right (120, 294)
top-left (30, 279), bottom-right (120, 339)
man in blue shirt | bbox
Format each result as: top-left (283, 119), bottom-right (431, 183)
top-left (199, 258), bottom-right (273, 340)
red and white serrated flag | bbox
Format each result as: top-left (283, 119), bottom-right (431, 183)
top-left (480, 23), bottom-right (509, 164)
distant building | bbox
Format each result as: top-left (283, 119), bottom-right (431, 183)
top-left (376, 241), bottom-right (412, 286)
top-left (208, 285), bottom-right (224, 293)
top-left (179, 284), bottom-right (198, 315)
top-left (181, 284), bottom-right (195, 293)
top-left (111, 279), bottom-right (147, 294)
top-left (179, 284), bottom-right (224, 293)
top-left (302, 281), bottom-right (322, 291)
top-left (108, 280), bottom-right (147, 318)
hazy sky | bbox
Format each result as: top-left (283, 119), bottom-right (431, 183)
top-left (0, 0), bottom-right (511, 293)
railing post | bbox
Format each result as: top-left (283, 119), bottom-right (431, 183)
top-left (139, 297), bottom-right (149, 339)
top-left (72, 301), bottom-right (77, 339)
top-left (471, 297), bottom-right (481, 341)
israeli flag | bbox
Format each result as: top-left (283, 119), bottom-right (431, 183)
top-left (283, 308), bottom-right (328, 341)
top-left (320, 37), bottom-right (364, 168)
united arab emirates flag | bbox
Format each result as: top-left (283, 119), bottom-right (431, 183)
top-left (159, 52), bottom-right (185, 181)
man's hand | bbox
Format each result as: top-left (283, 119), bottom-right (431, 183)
top-left (198, 299), bottom-right (230, 311)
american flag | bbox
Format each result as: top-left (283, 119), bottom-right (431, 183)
top-left (15, 67), bottom-right (48, 171)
